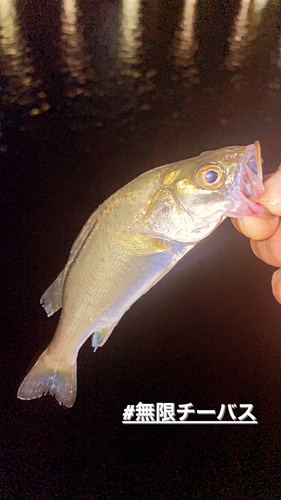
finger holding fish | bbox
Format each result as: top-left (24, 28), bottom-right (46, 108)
top-left (250, 222), bottom-right (281, 268)
top-left (232, 166), bottom-right (281, 303)
top-left (232, 169), bottom-right (281, 241)
top-left (260, 169), bottom-right (281, 216)
top-left (232, 213), bottom-right (279, 241)
top-left (250, 221), bottom-right (281, 305)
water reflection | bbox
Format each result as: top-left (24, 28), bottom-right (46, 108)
top-left (61, 0), bottom-right (89, 91)
top-left (174, 0), bottom-right (198, 68)
top-left (118, 0), bottom-right (141, 66)
top-left (252, 0), bottom-right (281, 72)
top-left (0, 0), bottom-right (17, 48)
top-left (254, 0), bottom-right (268, 11)
top-left (0, 0), bottom-right (33, 103)
top-left (62, 0), bottom-right (81, 76)
top-left (0, 0), bottom-right (280, 118)
top-left (226, 0), bottom-right (270, 72)
top-left (227, 0), bottom-right (254, 71)
top-left (172, 0), bottom-right (199, 87)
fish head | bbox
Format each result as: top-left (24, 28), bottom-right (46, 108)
top-left (145, 141), bottom-right (270, 244)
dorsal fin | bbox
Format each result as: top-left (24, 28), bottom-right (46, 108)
top-left (40, 205), bottom-right (105, 316)
top-left (40, 270), bottom-right (65, 316)
top-left (68, 205), bottom-right (103, 263)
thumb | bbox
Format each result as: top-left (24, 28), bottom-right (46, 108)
top-left (258, 168), bottom-right (281, 216)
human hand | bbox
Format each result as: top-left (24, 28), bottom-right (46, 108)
top-left (232, 168), bottom-right (281, 304)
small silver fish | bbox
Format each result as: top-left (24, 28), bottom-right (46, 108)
top-left (18, 141), bottom-right (268, 407)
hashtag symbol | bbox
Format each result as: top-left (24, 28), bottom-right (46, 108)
top-left (123, 405), bottom-right (135, 421)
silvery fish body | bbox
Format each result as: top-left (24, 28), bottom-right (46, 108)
top-left (18, 142), bottom-right (268, 407)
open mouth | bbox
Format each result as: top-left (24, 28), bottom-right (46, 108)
top-left (237, 140), bottom-right (272, 218)
top-left (241, 141), bottom-right (265, 201)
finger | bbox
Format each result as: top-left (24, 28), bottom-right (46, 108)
top-left (232, 214), bottom-right (279, 240)
top-left (272, 268), bottom-right (281, 305)
top-left (250, 220), bottom-right (281, 267)
top-left (231, 168), bottom-right (281, 239)
top-left (263, 173), bottom-right (275, 181)
top-left (258, 169), bottom-right (281, 216)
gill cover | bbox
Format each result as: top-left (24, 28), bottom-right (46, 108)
top-left (144, 189), bottom-right (191, 242)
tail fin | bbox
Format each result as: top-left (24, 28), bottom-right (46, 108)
top-left (17, 349), bottom-right (77, 408)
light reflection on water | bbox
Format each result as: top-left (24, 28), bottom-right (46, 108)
top-left (173, 0), bottom-right (198, 72)
top-left (0, 0), bottom-right (280, 119)
top-left (254, 0), bottom-right (269, 11)
top-left (62, 0), bottom-right (90, 95)
top-left (62, 0), bottom-right (81, 77)
top-left (226, 0), bottom-right (279, 75)
top-left (0, 0), bottom-right (33, 101)
top-left (227, 0), bottom-right (257, 71)
top-left (119, 0), bottom-right (141, 65)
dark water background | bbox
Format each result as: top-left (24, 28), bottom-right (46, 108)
top-left (2, 0), bottom-right (281, 498)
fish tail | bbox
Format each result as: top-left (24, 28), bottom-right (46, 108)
top-left (17, 348), bottom-right (77, 408)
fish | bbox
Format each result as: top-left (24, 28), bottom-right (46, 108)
top-left (17, 141), bottom-right (269, 407)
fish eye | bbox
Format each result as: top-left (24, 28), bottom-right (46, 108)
top-left (195, 164), bottom-right (225, 190)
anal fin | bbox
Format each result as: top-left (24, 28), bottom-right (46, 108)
top-left (91, 322), bottom-right (119, 352)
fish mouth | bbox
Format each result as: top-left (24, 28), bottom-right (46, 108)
top-left (238, 141), bottom-right (270, 217)
top-left (241, 141), bottom-right (265, 201)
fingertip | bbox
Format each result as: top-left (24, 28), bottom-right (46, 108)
top-left (232, 215), bottom-right (279, 240)
top-left (250, 232), bottom-right (281, 267)
top-left (259, 171), bottom-right (281, 216)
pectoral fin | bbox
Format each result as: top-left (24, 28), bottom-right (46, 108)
top-left (114, 232), bottom-right (172, 254)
